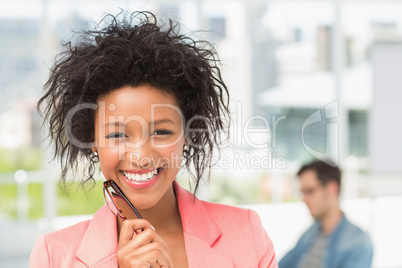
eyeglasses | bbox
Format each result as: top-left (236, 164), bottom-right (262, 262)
top-left (300, 183), bottom-right (324, 197)
top-left (103, 180), bottom-right (142, 220)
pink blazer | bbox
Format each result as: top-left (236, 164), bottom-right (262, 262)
top-left (30, 181), bottom-right (277, 267)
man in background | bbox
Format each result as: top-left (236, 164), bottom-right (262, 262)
top-left (279, 160), bottom-right (373, 268)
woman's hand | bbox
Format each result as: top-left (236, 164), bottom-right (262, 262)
top-left (117, 219), bottom-right (173, 268)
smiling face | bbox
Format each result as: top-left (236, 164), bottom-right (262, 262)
top-left (92, 85), bottom-right (186, 210)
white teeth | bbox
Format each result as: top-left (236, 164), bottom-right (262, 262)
top-left (123, 169), bottom-right (159, 182)
top-left (134, 174), bottom-right (141, 181)
top-left (140, 174), bottom-right (147, 181)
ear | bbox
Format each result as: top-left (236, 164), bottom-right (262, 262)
top-left (326, 181), bottom-right (339, 197)
top-left (91, 142), bottom-right (97, 153)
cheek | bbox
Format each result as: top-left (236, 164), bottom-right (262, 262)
top-left (161, 144), bottom-right (184, 168)
top-left (98, 147), bottom-right (120, 171)
top-left (305, 198), bottom-right (313, 208)
top-left (307, 197), bottom-right (318, 208)
top-left (315, 195), bottom-right (327, 210)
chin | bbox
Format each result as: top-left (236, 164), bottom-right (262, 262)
top-left (312, 213), bottom-right (324, 221)
top-left (132, 200), bottom-right (156, 210)
top-left (309, 210), bottom-right (318, 219)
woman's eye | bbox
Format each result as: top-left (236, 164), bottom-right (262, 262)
top-left (106, 133), bottom-right (126, 139)
top-left (152, 130), bottom-right (173, 136)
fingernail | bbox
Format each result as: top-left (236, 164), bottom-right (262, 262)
top-left (151, 225), bottom-right (156, 231)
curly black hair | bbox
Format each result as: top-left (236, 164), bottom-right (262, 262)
top-left (38, 11), bottom-right (230, 193)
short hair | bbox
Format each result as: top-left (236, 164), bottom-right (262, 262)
top-left (297, 159), bottom-right (341, 189)
top-left (38, 11), bottom-right (230, 193)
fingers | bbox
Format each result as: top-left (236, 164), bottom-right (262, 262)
top-left (117, 219), bottom-right (173, 268)
top-left (117, 242), bottom-right (173, 268)
top-left (118, 219), bottom-right (153, 246)
top-left (126, 227), bottom-right (168, 250)
top-left (119, 219), bottom-right (167, 249)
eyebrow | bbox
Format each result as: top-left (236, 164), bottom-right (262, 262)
top-left (151, 118), bottom-right (176, 125)
top-left (102, 122), bottom-right (126, 129)
top-left (102, 119), bottom-right (175, 129)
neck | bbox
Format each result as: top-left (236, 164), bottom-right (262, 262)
top-left (320, 205), bottom-right (343, 234)
top-left (140, 185), bottom-right (182, 233)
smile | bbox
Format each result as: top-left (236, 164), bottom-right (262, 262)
top-left (120, 168), bottom-right (162, 189)
top-left (122, 169), bottom-right (159, 182)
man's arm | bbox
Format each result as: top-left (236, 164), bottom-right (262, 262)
top-left (278, 247), bottom-right (298, 268)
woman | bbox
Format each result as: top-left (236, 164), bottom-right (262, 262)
top-left (31, 11), bottom-right (277, 268)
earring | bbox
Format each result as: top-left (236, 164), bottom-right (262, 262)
top-left (183, 145), bottom-right (189, 157)
top-left (91, 151), bottom-right (99, 163)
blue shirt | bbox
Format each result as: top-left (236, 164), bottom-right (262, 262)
top-left (279, 215), bottom-right (373, 268)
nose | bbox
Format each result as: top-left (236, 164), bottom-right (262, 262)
top-left (125, 137), bottom-right (154, 169)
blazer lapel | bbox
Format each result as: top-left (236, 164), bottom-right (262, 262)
top-left (75, 204), bottom-right (119, 268)
top-left (75, 182), bottom-right (234, 267)
top-left (174, 181), bottom-right (234, 268)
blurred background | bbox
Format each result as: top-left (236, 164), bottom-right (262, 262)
top-left (0, 0), bottom-right (401, 267)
